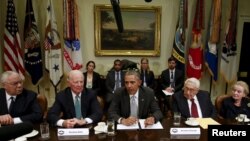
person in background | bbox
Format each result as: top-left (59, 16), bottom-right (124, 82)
top-left (172, 77), bottom-right (216, 118)
top-left (160, 57), bottom-right (184, 113)
top-left (140, 58), bottom-right (155, 90)
top-left (83, 60), bottom-right (101, 96)
top-left (47, 70), bottom-right (102, 128)
top-left (0, 71), bottom-right (42, 125)
top-left (220, 81), bottom-right (250, 119)
top-left (108, 70), bottom-right (163, 126)
top-left (105, 59), bottom-right (125, 107)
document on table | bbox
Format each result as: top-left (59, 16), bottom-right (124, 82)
top-left (117, 122), bottom-right (140, 130)
top-left (117, 119), bottom-right (163, 130)
top-left (139, 119), bottom-right (163, 129)
top-left (195, 118), bottom-right (220, 129)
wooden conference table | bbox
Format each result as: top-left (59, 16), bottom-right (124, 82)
top-left (28, 118), bottom-right (237, 141)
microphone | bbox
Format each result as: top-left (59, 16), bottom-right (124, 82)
top-left (110, 0), bottom-right (124, 33)
top-left (0, 122), bottom-right (33, 140)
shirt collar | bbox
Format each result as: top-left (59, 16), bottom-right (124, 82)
top-left (130, 89), bottom-right (139, 98)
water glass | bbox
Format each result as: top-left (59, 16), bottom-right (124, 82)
top-left (40, 122), bottom-right (50, 139)
top-left (237, 114), bottom-right (246, 124)
top-left (173, 112), bottom-right (181, 126)
top-left (107, 119), bottom-right (115, 136)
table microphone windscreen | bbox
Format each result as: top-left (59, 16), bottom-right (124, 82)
top-left (0, 122), bottom-right (33, 140)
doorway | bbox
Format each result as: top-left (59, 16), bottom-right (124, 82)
top-left (238, 22), bottom-right (250, 86)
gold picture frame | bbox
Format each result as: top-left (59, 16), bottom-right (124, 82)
top-left (94, 5), bottom-right (161, 56)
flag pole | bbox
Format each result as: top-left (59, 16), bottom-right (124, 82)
top-left (37, 85), bottom-right (40, 94)
top-left (209, 76), bottom-right (212, 94)
top-left (225, 83), bottom-right (228, 94)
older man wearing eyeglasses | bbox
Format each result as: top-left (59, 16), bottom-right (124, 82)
top-left (0, 71), bottom-right (43, 125)
top-left (172, 77), bottom-right (217, 118)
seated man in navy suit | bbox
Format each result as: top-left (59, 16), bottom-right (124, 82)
top-left (172, 77), bottom-right (216, 118)
top-left (0, 71), bottom-right (43, 125)
top-left (47, 70), bottom-right (103, 128)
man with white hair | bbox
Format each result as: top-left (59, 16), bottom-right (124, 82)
top-left (47, 70), bottom-right (103, 128)
top-left (172, 77), bottom-right (216, 118)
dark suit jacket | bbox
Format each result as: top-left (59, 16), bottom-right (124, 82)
top-left (0, 88), bottom-right (43, 123)
top-left (108, 87), bottom-right (163, 122)
top-left (220, 97), bottom-right (250, 119)
top-left (172, 90), bottom-right (217, 118)
top-left (140, 70), bottom-right (155, 89)
top-left (83, 71), bottom-right (101, 94)
top-left (160, 68), bottom-right (184, 92)
top-left (47, 88), bottom-right (103, 126)
top-left (105, 70), bottom-right (125, 102)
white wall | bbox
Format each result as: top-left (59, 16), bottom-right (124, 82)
top-left (0, 0), bottom-right (250, 107)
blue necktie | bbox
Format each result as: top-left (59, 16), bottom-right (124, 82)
top-left (75, 95), bottom-right (82, 119)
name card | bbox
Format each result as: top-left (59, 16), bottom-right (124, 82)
top-left (57, 128), bottom-right (89, 136)
top-left (170, 127), bottom-right (200, 135)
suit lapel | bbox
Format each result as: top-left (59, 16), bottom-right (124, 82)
top-left (138, 88), bottom-right (145, 117)
top-left (81, 91), bottom-right (87, 118)
top-left (0, 91), bottom-right (9, 114)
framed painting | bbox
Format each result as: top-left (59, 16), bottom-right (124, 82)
top-left (94, 5), bottom-right (161, 56)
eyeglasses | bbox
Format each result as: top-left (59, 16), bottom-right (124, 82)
top-left (5, 80), bottom-right (23, 86)
top-left (184, 87), bottom-right (197, 92)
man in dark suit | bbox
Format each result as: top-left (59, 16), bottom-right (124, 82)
top-left (105, 59), bottom-right (125, 105)
top-left (160, 57), bottom-right (184, 113)
top-left (108, 70), bottom-right (163, 126)
top-left (47, 70), bottom-right (102, 128)
top-left (0, 71), bottom-right (42, 125)
top-left (172, 77), bottom-right (217, 118)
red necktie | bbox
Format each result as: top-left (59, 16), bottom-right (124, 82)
top-left (191, 99), bottom-right (198, 118)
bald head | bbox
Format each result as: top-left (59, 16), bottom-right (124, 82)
top-left (67, 70), bottom-right (84, 94)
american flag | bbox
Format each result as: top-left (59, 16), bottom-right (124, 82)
top-left (3, 0), bottom-right (25, 78)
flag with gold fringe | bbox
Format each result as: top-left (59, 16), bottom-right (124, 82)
top-left (220, 0), bottom-right (238, 83)
top-left (172, 0), bottom-right (187, 71)
top-left (24, 0), bottom-right (43, 85)
top-left (63, 0), bottom-right (83, 73)
top-left (205, 0), bottom-right (221, 82)
top-left (187, 0), bottom-right (204, 79)
top-left (44, 0), bottom-right (63, 87)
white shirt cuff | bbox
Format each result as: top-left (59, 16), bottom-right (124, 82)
top-left (57, 119), bottom-right (64, 127)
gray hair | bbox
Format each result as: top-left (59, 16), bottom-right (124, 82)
top-left (0, 71), bottom-right (19, 84)
top-left (125, 70), bottom-right (141, 80)
top-left (233, 81), bottom-right (249, 95)
top-left (184, 77), bottom-right (200, 89)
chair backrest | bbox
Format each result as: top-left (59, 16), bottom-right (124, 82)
top-left (215, 94), bottom-right (231, 114)
top-left (97, 96), bottom-right (106, 121)
top-left (37, 94), bottom-right (48, 118)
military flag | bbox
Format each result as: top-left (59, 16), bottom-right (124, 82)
top-left (24, 0), bottom-right (43, 85)
top-left (220, 0), bottom-right (238, 83)
top-left (186, 0), bottom-right (204, 79)
top-left (63, 0), bottom-right (83, 73)
top-left (44, 0), bottom-right (63, 87)
top-left (205, 0), bottom-right (221, 82)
